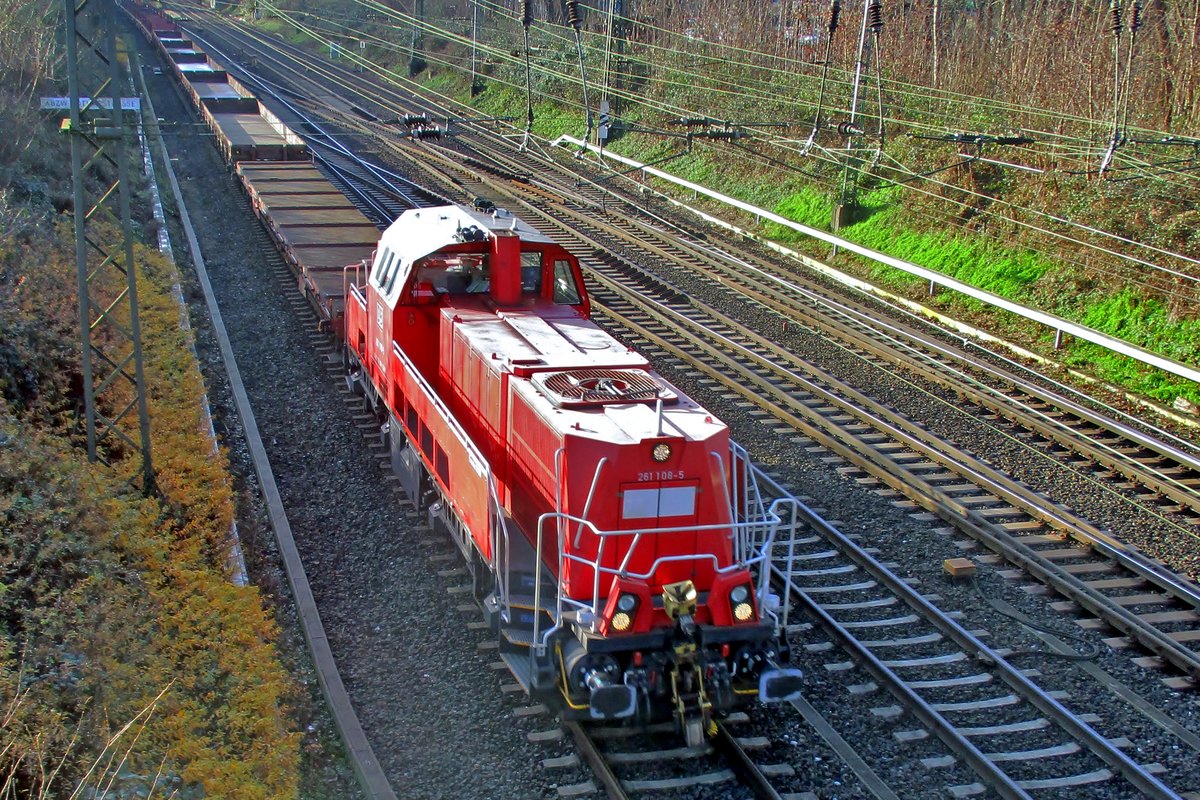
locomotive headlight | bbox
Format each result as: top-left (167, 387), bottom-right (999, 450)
top-left (611, 612), bottom-right (633, 632)
top-left (616, 593), bottom-right (638, 613)
top-left (733, 602), bottom-right (754, 622)
top-left (651, 443), bottom-right (672, 462)
top-left (730, 584), bottom-right (750, 604)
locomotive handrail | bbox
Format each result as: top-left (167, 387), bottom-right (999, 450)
top-left (711, 451), bottom-right (742, 563)
top-left (488, 473), bottom-right (513, 624)
top-left (391, 342), bottom-right (488, 478)
top-left (572, 456), bottom-right (608, 549)
top-left (530, 442), bottom-right (801, 654)
top-left (531, 505), bottom-right (786, 648)
top-left (343, 261), bottom-right (364, 305)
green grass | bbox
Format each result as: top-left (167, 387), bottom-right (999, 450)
top-left (410, 34), bottom-right (1200, 410)
top-left (253, 5), bottom-right (1198, 410)
top-left (751, 181), bottom-right (1199, 405)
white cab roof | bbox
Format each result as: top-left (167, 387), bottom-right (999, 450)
top-left (376, 205), bottom-right (554, 305)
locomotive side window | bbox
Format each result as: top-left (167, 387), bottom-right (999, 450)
top-left (370, 248), bottom-right (389, 282)
top-left (373, 249), bottom-right (392, 287)
top-left (521, 252), bottom-right (543, 294)
top-left (386, 254), bottom-right (404, 294)
top-left (375, 250), bottom-right (400, 292)
top-left (553, 259), bottom-right (581, 304)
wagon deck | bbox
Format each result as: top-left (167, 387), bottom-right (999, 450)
top-left (237, 162), bottom-right (380, 330)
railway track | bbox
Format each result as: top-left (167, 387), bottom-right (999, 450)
top-left (562, 717), bottom-right (791, 799)
top-left (773, 486), bottom-right (1181, 799)
top-left (583, 255), bottom-right (1200, 681)
top-left (155, 7), bottom-right (1200, 797)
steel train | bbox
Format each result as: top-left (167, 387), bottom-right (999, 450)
top-left (127, 1), bottom-right (803, 745)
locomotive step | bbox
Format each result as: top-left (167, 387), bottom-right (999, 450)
top-left (499, 649), bottom-right (555, 695)
top-left (501, 626), bottom-right (539, 648)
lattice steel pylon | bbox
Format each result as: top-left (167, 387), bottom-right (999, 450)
top-left (62, 0), bottom-right (154, 490)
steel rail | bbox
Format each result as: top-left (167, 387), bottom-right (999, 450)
top-left (564, 721), bottom-right (629, 800)
top-left (779, 503), bottom-right (1183, 800)
top-left (432, 170), bottom-right (1200, 680)
top-left (606, 268), bottom-right (1200, 615)
top-left (495, 194), bottom-right (1200, 617)
top-left (131, 44), bottom-right (398, 800)
top-left (181, 26), bottom-right (439, 214)
top-left (154, 20), bottom-right (1195, 800)
top-left (712, 723), bottom-right (785, 800)
top-left (554, 136), bottom-right (1200, 387)
top-left (583, 265), bottom-right (1200, 684)
top-left (577, 209), bottom-right (1200, 515)
top-left (319, 96), bottom-right (1200, 686)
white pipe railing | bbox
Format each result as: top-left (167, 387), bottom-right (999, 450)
top-left (553, 135), bottom-right (1200, 387)
top-left (526, 444), bottom-right (797, 663)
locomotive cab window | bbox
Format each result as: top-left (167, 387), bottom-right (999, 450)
top-left (415, 255), bottom-right (489, 296)
top-left (372, 249), bottom-right (395, 288)
top-left (553, 259), bottom-right (581, 304)
top-left (521, 252), bottom-right (543, 294)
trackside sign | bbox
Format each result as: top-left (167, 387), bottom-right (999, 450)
top-left (41, 97), bottom-right (142, 111)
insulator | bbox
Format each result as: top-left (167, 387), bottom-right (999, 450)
top-left (828, 0), bottom-right (841, 34)
top-left (698, 129), bottom-right (742, 140)
top-left (867, 0), bottom-right (882, 33)
top-left (1109, 0), bottom-right (1122, 35)
top-left (836, 120), bottom-right (864, 136)
top-left (674, 116), bottom-right (711, 127)
top-left (402, 113), bottom-right (430, 126)
top-left (411, 126), bottom-right (443, 140)
top-left (1129, 0), bottom-right (1143, 32)
top-left (521, 0), bottom-right (532, 28)
top-left (565, 0), bottom-right (582, 30)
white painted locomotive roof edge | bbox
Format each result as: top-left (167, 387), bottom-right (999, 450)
top-left (377, 204), bottom-right (554, 306)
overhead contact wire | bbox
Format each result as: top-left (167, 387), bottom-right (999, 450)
top-left (255, 1), bottom-right (1200, 285)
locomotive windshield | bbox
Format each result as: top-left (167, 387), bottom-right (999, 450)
top-left (552, 259), bottom-right (581, 304)
top-left (407, 250), bottom-right (582, 305)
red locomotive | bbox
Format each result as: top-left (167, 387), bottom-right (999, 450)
top-left (343, 202), bottom-right (802, 743)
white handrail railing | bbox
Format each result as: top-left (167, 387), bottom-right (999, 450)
top-left (522, 443), bottom-right (799, 662)
top-left (553, 135), bottom-right (1200, 388)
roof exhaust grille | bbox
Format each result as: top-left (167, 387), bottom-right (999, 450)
top-left (535, 369), bottom-right (675, 407)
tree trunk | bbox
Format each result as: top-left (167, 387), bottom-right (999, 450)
top-left (931, 0), bottom-right (940, 86)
